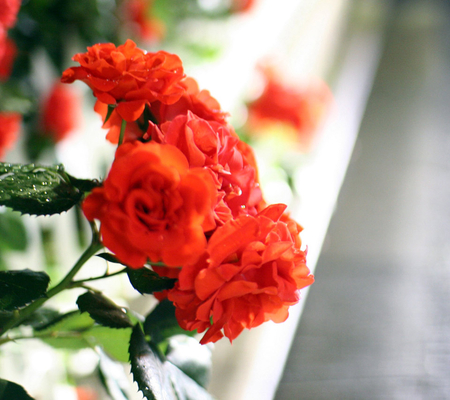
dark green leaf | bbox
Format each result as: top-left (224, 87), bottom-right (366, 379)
top-left (0, 269), bottom-right (49, 311)
top-left (127, 268), bottom-right (176, 295)
top-left (0, 162), bottom-right (83, 216)
top-left (0, 210), bottom-right (28, 251)
top-left (77, 291), bottom-right (133, 329)
top-left (97, 347), bottom-right (131, 400)
top-left (66, 175), bottom-right (102, 193)
top-left (166, 336), bottom-right (212, 388)
top-left (0, 379), bottom-right (34, 400)
top-left (97, 253), bottom-right (123, 264)
top-left (144, 299), bottom-right (195, 344)
top-left (128, 324), bottom-right (176, 400)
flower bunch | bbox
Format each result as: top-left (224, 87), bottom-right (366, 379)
top-left (62, 40), bottom-right (314, 344)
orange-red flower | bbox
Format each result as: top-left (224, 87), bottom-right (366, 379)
top-left (148, 111), bottom-right (263, 223)
top-left (41, 82), bottom-right (82, 142)
top-left (83, 141), bottom-right (217, 268)
top-left (168, 204), bottom-right (314, 344)
top-left (0, 0), bottom-right (21, 30)
top-left (247, 68), bottom-right (332, 150)
top-left (152, 77), bottom-right (229, 125)
top-left (0, 111), bottom-right (21, 159)
top-left (61, 40), bottom-right (185, 122)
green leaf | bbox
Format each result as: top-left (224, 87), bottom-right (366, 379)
top-left (36, 311), bottom-right (96, 350)
top-left (76, 291), bottom-right (133, 329)
top-left (0, 210), bottom-right (28, 251)
top-left (128, 324), bottom-right (176, 400)
top-left (96, 253), bottom-right (123, 264)
top-left (0, 269), bottom-right (50, 311)
top-left (129, 325), bottom-right (215, 400)
top-left (35, 310), bottom-right (95, 333)
top-left (0, 162), bottom-right (83, 216)
top-left (166, 336), bottom-right (212, 388)
top-left (0, 379), bottom-right (34, 400)
top-left (144, 299), bottom-right (195, 344)
top-left (165, 362), bottom-right (215, 400)
top-left (97, 347), bottom-right (131, 400)
top-left (85, 326), bottom-right (133, 363)
top-left (127, 268), bottom-right (176, 295)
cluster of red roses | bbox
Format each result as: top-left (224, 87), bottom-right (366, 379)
top-left (62, 39), bottom-right (314, 344)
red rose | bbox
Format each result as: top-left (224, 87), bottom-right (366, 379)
top-left (0, 0), bottom-right (21, 30)
top-left (149, 111), bottom-right (262, 223)
top-left (0, 32), bottom-right (16, 81)
top-left (152, 77), bottom-right (229, 125)
top-left (247, 68), bottom-right (332, 150)
top-left (41, 82), bottom-right (82, 142)
top-left (0, 111), bottom-right (21, 159)
top-left (168, 204), bottom-right (314, 344)
top-left (82, 141), bottom-right (217, 268)
top-left (61, 40), bottom-right (185, 122)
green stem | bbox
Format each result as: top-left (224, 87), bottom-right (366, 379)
top-left (70, 268), bottom-right (127, 287)
top-left (118, 118), bottom-right (127, 146)
top-left (0, 330), bottom-right (85, 346)
top-left (0, 237), bottom-right (103, 336)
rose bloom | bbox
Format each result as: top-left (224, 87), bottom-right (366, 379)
top-left (0, 0), bottom-right (21, 30)
top-left (247, 69), bottom-right (332, 150)
top-left (152, 77), bottom-right (229, 125)
top-left (0, 32), bottom-right (16, 81)
top-left (41, 82), bottom-right (82, 142)
top-left (83, 141), bottom-right (217, 268)
top-left (167, 204), bottom-right (314, 344)
top-left (148, 111), bottom-right (263, 223)
top-left (0, 111), bottom-right (21, 159)
top-left (61, 40), bottom-right (185, 122)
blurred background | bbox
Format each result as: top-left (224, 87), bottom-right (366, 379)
top-left (1, 0), bottom-right (449, 399)
top-left (275, 0), bottom-right (450, 399)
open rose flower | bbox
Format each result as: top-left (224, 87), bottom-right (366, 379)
top-left (83, 141), bottom-right (217, 268)
top-left (61, 40), bottom-right (185, 122)
top-left (148, 111), bottom-right (263, 223)
top-left (167, 204), bottom-right (314, 344)
top-left (0, 111), bottom-right (21, 159)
